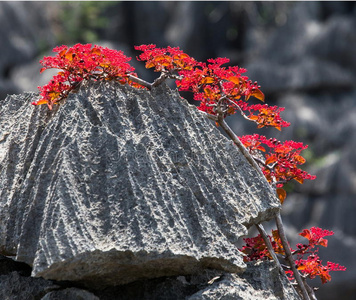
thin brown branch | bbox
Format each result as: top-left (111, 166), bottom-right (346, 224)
top-left (127, 74), bottom-right (153, 90)
top-left (152, 72), bottom-right (169, 87)
top-left (200, 111), bottom-right (218, 122)
top-left (202, 86), bottom-right (314, 300)
top-left (256, 223), bottom-right (285, 276)
top-left (275, 212), bottom-right (311, 300)
top-left (252, 156), bottom-right (267, 169)
top-left (302, 276), bottom-right (318, 300)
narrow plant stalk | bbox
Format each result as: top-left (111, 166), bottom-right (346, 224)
top-left (256, 223), bottom-right (285, 275)
top-left (276, 212), bottom-right (311, 300)
top-left (302, 276), bottom-right (318, 300)
top-left (201, 111), bottom-right (218, 122)
top-left (152, 72), bottom-right (169, 87)
top-left (127, 74), bottom-right (153, 90)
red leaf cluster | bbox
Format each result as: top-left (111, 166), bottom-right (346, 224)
top-left (34, 43), bottom-right (289, 133)
top-left (135, 44), bottom-right (290, 131)
top-left (135, 44), bottom-right (197, 72)
top-left (32, 44), bottom-right (140, 109)
top-left (293, 253), bottom-right (346, 284)
top-left (299, 227), bottom-right (334, 248)
top-left (240, 229), bottom-right (285, 261)
top-left (240, 227), bottom-right (346, 284)
top-left (239, 134), bottom-right (316, 203)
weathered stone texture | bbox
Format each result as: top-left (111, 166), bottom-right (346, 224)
top-left (0, 81), bottom-right (279, 288)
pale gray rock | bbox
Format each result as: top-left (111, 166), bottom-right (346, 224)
top-left (0, 81), bottom-right (279, 288)
top-left (0, 261), bottom-right (300, 300)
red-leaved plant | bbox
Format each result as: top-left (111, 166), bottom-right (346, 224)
top-left (32, 43), bottom-right (345, 300)
top-left (240, 227), bottom-right (346, 284)
top-left (32, 44), bottom-right (143, 110)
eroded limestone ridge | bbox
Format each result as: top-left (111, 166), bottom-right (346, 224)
top-left (0, 81), bottom-right (280, 289)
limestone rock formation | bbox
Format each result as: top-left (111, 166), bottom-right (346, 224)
top-left (0, 2), bottom-right (354, 298)
top-left (0, 81), bottom-right (300, 299)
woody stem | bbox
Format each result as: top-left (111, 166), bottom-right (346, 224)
top-left (275, 212), bottom-right (311, 300)
top-left (256, 223), bottom-right (285, 275)
top-left (127, 74), bottom-right (153, 90)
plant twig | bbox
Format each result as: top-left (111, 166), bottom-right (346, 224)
top-left (152, 72), bottom-right (169, 87)
top-left (276, 212), bottom-right (311, 300)
top-left (127, 74), bottom-right (153, 90)
top-left (302, 276), bottom-right (318, 300)
top-left (256, 223), bottom-right (285, 276)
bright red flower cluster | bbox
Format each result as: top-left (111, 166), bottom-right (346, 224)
top-left (240, 227), bottom-right (346, 284)
top-left (239, 134), bottom-right (316, 203)
top-left (32, 43), bottom-right (141, 109)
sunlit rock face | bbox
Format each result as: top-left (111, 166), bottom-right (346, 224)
top-left (0, 81), bottom-right (280, 291)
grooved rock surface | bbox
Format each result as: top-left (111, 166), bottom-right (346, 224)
top-left (0, 81), bottom-right (279, 288)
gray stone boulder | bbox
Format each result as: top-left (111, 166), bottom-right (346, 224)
top-left (0, 81), bottom-right (282, 292)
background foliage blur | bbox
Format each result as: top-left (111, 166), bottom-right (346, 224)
top-left (1, 2), bottom-right (355, 299)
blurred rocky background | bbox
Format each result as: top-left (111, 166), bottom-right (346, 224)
top-left (0, 1), bottom-right (355, 299)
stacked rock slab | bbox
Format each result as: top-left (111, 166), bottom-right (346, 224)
top-left (0, 81), bottom-right (298, 298)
